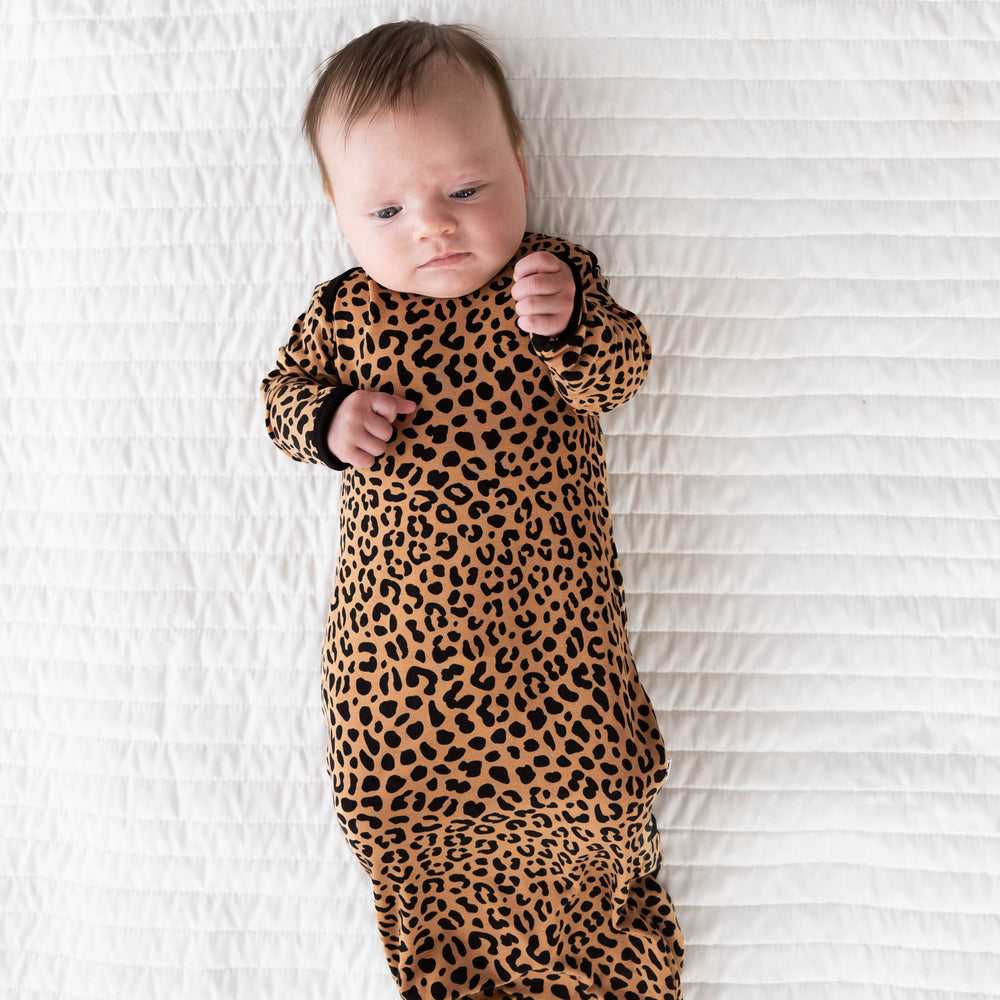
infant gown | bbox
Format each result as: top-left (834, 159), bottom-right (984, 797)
top-left (261, 232), bottom-right (683, 1000)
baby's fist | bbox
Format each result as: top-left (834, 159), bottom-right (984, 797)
top-left (327, 390), bottom-right (416, 469)
top-left (511, 251), bottom-right (575, 338)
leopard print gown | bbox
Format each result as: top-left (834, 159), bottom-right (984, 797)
top-left (262, 233), bottom-right (683, 1000)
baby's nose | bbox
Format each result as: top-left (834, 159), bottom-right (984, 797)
top-left (415, 200), bottom-right (456, 238)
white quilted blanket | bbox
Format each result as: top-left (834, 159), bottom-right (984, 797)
top-left (3, 2), bottom-right (998, 998)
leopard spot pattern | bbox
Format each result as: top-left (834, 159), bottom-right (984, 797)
top-left (263, 234), bottom-right (683, 999)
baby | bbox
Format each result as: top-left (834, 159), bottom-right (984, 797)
top-left (261, 20), bottom-right (683, 1000)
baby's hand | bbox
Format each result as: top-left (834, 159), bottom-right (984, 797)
top-left (511, 251), bottom-right (575, 337)
top-left (327, 390), bottom-right (417, 469)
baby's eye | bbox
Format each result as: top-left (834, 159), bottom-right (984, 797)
top-left (374, 206), bottom-right (400, 220)
top-left (451, 187), bottom-right (477, 200)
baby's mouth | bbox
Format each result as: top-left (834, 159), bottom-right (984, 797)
top-left (420, 252), bottom-right (471, 269)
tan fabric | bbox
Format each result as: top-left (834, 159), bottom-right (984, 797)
top-left (262, 232), bottom-right (682, 1000)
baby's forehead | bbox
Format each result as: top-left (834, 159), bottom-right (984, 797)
top-left (321, 63), bottom-right (496, 143)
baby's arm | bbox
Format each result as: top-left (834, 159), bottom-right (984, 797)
top-left (511, 247), bottom-right (651, 415)
top-left (261, 280), bottom-right (412, 470)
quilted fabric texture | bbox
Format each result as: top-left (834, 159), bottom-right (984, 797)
top-left (2, 2), bottom-right (998, 999)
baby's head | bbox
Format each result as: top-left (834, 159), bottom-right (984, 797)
top-left (302, 21), bottom-right (530, 298)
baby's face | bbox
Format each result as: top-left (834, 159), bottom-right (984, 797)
top-left (319, 65), bottom-right (529, 298)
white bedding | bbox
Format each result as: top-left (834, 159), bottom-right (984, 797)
top-left (3, 2), bottom-right (998, 998)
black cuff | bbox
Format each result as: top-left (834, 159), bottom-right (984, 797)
top-left (530, 247), bottom-right (585, 354)
top-left (310, 386), bottom-right (358, 470)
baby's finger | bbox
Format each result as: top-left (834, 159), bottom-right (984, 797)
top-left (342, 442), bottom-right (381, 469)
top-left (514, 301), bottom-right (553, 330)
top-left (516, 310), bottom-right (569, 338)
top-left (391, 394), bottom-right (418, 416)
top-left (370, 392), bottom-right (417, 422)
top-left (363, 413), bottom-right (395, 443)
top-left (511, 272), bottom-right (558, 301)
top-left (513, 250), bottom-right (562, 281)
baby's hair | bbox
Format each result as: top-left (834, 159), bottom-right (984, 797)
top-left (302, 20), bottom-right (523, 195)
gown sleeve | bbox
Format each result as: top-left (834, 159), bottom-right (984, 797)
top-left (260, 276), bottom-right (357, 470)
top-left (528, 243), bottom-right (651, 415)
